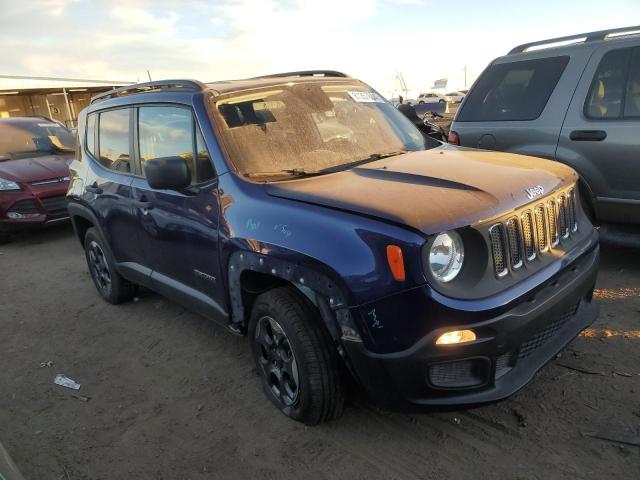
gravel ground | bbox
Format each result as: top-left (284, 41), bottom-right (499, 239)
top-left (0, 223), bottom-right (638, 480)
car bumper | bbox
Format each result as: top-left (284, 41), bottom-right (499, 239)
top-left (342, 244), bottom-right (599, 410)
top-left (0, 184), bottom-right (70, 232)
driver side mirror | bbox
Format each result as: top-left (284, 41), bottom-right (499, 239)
top-left (144, 156), bottom-right (191, 190)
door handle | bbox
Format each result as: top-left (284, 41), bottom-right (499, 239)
top-left (85, 183), bottom-right (103, 194)
top-left (570, 130), bottom-right (607, 141)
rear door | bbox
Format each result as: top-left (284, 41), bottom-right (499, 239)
top-left (130, 104), bottom-right (227, 323)
top-left (557, 44), bottom-right (640, 223)
top-left (453, 53), bottom-right (579, 157)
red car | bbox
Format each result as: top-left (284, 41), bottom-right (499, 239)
top-left (0, 117), bottom-right (75, 241)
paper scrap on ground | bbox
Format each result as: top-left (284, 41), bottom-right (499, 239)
top-left (54, 374), bottom-right (81, 390)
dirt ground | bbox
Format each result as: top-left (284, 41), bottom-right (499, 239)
top-left (1, 224), bottom-right (638, 480)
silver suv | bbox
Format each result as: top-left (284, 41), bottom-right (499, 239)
top-left (449, 26), bottom-right (640, 232)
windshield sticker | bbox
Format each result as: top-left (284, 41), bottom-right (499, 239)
top-left (347, 91), bottom-right (385, 103)
top-left (38, 123), bottom-right (61, 128)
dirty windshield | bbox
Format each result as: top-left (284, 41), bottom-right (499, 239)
top-left (214, 82), bottom-right (433, 179)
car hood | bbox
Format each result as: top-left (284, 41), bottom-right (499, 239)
top-left (266, 146), bottom-right (577, 235)
top-left (0, 153), bottom-right (73, 183)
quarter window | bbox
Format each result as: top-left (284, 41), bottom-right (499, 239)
top-left (86, 113), bottom-right (97, 158)
top-left (98, 109), bottom-right (131, 173)
top-left (138, 106), bottom-right (214, 184)
top-left (457, 56), bottom-right (569, 122)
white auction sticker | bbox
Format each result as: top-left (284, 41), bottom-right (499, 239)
top-left (348, 91), bottom-right (385, 103)
top-left (38, 123), bottom-right (60, 128)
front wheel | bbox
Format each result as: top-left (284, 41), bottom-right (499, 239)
top-left (439, 99), bottom-right (445, 103)
top-left (249, 287), bottom-right (345, 425)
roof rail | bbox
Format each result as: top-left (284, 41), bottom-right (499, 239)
top-left (90, 79), bottom-right (207, 104)
top-left (508, 25), bottom-right (640, 54)
top-left (251, 70), bottom-right (350, 80)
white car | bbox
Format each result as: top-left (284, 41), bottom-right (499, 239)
top-left (445, 91), bottom-right (466, 103)
top-left (416, 92), bottom-right (448, 104)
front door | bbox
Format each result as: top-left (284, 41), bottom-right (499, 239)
top-left (558, 45), bottom-right (640, 224)
top-left (129, 105), bottom-right (227, 324)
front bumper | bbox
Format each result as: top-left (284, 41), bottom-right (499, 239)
top-left (343, 244), bottom-right (599, 410)
top-left (0, 183), bottom-right (70, 232)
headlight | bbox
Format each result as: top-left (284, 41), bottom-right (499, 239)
top-left (0, 178), bottom-right (20, 191)
top-left (428, 231), bottom-right (464, 282)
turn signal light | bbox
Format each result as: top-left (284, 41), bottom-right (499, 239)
top-left (386, 245), bottom-right (406, 281)
top-left (436, 329), bottom-right (476, 345)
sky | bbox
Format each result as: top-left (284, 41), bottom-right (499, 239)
top-left (1, 0), bottom-right (640, 98)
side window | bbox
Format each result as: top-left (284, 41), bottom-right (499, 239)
top-left (458, 56), bottom-right (569, 121)
top-left (86, 113), bottom-right (96, 157)
top-left (585, 48), bottom-right (631, 119)
top-left (98, 109), bottom-right (131, 173)
top-left (624, 48), bottom-right (640, 118)
top-left (138, 106), bottom-right (214, 184)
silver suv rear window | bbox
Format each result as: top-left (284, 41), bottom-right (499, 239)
top-left (457, 56), bottom-right (569, 122)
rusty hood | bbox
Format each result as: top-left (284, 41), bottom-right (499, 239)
top-left (266, 146), bottom-right (577, 235)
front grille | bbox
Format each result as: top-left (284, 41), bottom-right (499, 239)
top-left (548, 200), bottom-right (559, 246)
top-left (40, 195), bottom-right (68, 218)
top-left (518, 301), bottom-right (580, 359)
top-left (534, 205), bottom-right (548, 252)
top-left (488, 187), bottom-right (579, 277)
top-left (489, 224), bottom-right (508, 277)
top-left (505, 218), bottom-right (522, 268)
top-left (428, 358), bottom-right (489, 388)
top-left (558, 195), bottom-right (569, 239)
top-left (521, 211), bottom-right (536, 260)
top-left (493, 300), bottom-right (580, 381)
top-left (9, 199), bottom-right (39, 215)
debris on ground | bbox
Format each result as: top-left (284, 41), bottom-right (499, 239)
top-left (582, 431), bottom-right (640, 448)
top-left (71, 394), bottom-right (91, 402)
top-left (452, 417), bottom-right (461, 425)
top-left (39, 361), bottom-right (54, 368)
top-left (557, 364), bottom-right (605, 376)
top-left (54, 374), bottom-right (81, 390)
top-left (613, 371), bottom-right (633, 377)
top-left (512, 408), bottom-right (528, 428)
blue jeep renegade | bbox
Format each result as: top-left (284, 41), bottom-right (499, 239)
top-left (67, 71), bottom-right (599, 424)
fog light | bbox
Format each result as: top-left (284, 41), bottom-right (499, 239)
top-left (436, 329), bottom-right (476, 345)
top-left (7, 212), bottom-right (39, 219)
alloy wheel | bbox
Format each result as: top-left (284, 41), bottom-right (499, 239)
top-left (254, 315), bottom-right (300, 406)
top-left (88, 240), bottom-right (112, 294)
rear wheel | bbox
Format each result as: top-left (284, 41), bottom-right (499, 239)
top-left (84, 227), bottom-right (137, 304)
top-left (249, 287), bottom-right (344, 425)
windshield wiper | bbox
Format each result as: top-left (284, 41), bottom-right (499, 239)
top-left (244, 151), bottom-right (408, 179)
top-left (243, 168), bottom-right (323, 179)
top-left (317, 150), bottom-right (407, 174)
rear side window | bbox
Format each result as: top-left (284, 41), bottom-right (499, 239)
top-left (98, 109), bottom-right (131, 173)
top-left (138, 106), bottom-right (215, 184)
top-left (585, 46), bottom-right (640, 119)
top-left (457, 56), bottom-right (569, 121)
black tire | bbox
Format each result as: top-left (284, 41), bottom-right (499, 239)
top-left (439, 99), bottom-right (445, 103)
top-left (249, 287), bottom-right (345, 425)
top-left (84, 227), bottom-right (137, 304)
top-left (418, 100), bottom-right (425, 104)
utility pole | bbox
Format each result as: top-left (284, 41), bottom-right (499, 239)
top-left (147, 70), bottom-right (153, 82)
top-left (463, 65), bottom-right (467, 89)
